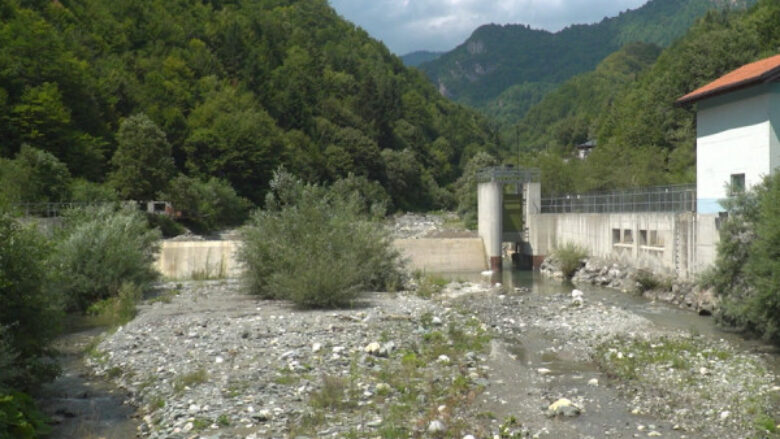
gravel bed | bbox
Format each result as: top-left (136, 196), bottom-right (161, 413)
top-left (89, 279), bottom-right (778, 439)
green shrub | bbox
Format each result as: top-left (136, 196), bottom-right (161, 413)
top-left (705, 173), bottom-right (780, 343)
top-left (51, 205), bottom-right (160, 312)
top-left (162, 175), bottom-right (251, 234)
top-left (553, 242), bottom-right (587, 278)
top-left (0, 391), bottom-right (50, 439)
top-left (0, 214), bottom-right (61, 389)
top-left (238, 169), bottom-right (403, 308)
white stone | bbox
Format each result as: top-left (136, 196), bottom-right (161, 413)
top-left (431, 316), bottom-right (443, 326)
top-left (720, 410), bottom-right (730, 420)
top-left (215, 356), bottom-right (224, 364)
top-left (188, 404), bottom-right (200, 414)
top-left (537, 368), bottom-right (552, 375)
top-left (183, 422), bottom-right (194, 433)
top-left (364, 342), bottom-right (382, 355)
top-left (427, 419), bottom-right (446, 433)
top-left (437, 354), bottom-right (451, 364)
top-left (463, 435), bottom-right (476, 439)
top-left (587, 378), bottom-right (599, 386)
top-left (437, 404), bottom-right (447, 413)
top-left (312, 342), bottom-right (322, 353)
top-left (648, 431), bottom-right (662, 437)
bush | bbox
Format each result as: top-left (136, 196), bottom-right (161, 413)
top-left (553, 242), bottom-right (587, 278)
top-left (162, 175), bottom-right (251, 234)
top-left (705, 173), bottom-right (780, 343)
top-left (51, 205), bottom-right (160, 312)
top-left (0, 391), bottom-right (50, 439)
top-left (239, 170), bottom-right (403, 308)
top-left (0, 214), bottom-right (61, 389)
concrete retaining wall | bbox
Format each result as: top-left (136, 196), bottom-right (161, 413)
top-left (156, 240), bottom-right (242, 280)
top-left (393, 238), bottom-right (487, 273)
top-left (155, 237), bottom-right (487, 280)
top-left (526, 212), bottom-right (719, 279)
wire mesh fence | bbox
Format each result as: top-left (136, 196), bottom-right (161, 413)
top-left (541, 184), bottom-right (696, 213)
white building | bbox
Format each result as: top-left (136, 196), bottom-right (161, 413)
top-left (677, 54), bottom-right (780, 214)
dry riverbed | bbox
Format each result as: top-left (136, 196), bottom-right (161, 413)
top-left (88, 279), bottom-right (779, 439)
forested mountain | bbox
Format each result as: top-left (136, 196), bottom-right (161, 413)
top-left (511, 42), bottom-right (662, 153)
top-left (419, 0), bottom-right (755, 109)
top-left (524, 0), bottom-right (780, 195)
top-left (401, 50), bottom-right (443, 67)
top-left (0, 0), bottom-right (497, 211)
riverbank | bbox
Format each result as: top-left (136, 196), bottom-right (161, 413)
top-left (539, 255), bottom-right (719, 315)
top-left (87, 278), bottom-right (778, 438)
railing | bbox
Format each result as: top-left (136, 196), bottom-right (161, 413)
top-left (477, 166), bottom-right (541, 184)
top-left (13, 200), bottom-right (173, 218)
top-left (541, 184), bottom-right (696, 214)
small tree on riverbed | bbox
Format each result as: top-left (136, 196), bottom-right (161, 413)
top-left (238, 169), bottom-right (403, 308)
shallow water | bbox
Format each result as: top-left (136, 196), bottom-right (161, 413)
top-left (37, 326), bottom-right (138, 439)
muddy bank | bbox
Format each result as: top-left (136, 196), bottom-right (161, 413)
top-left (88, 278), bottom-right (778, 438)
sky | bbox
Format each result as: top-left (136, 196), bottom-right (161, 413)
top-left (328, 0), bottom-right (650, 55)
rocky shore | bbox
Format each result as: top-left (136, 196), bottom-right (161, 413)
top-left (539, 256), bottom-right (719, 315)
top-left (87, 278), bottom-right (778, 439)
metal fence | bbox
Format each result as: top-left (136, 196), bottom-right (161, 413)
top-left (13, 200), bottom-right (172, 218)
top-left (477, 166), bottom-right (541, 184)
top-left (541, 184), bottom-right (696, 214)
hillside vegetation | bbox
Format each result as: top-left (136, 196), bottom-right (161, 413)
top-left (0, 0), bottom-right (497, 213)
top-left (420, 0), bottom-right (755, 111)
top-left (515, 0), bottom-right (780, 195)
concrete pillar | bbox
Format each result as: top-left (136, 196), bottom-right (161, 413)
top-left (478, 180), bottom-right (503, 272)
top-left (523, 181), bottom-right (544, 268)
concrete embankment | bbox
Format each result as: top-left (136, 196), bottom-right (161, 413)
top-left (156, 237), bottom-right (487, 280)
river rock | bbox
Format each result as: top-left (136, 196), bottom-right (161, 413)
top-left (427, 419), bottom-right (446, 433)
top-left (546, 398), bottom-right (581, 417)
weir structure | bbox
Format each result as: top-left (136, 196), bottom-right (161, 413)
top-left (476, 166), bottom-right (540, 273)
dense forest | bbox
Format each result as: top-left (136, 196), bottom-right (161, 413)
top-left (419, 0), bottom-right (755, 113)
top-left (0, 0), bottom-right (498, 214)
top-left (515, 0), bottom-right (780, 195)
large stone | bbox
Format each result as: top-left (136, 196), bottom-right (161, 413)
top-left (546, 398), bottom-right (581, 417)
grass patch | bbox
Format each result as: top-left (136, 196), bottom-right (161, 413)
top-left (552, 242), bottom-right (587, 278)
top-left (84, 282), bottom-right (142, 327)
top-left (173, 368), bottom-right (209, 393)
top-left (413, 272), bottom-right (449, 299)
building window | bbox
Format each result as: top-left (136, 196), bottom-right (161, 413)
top-left (730, 173), bottom-right (745, 195)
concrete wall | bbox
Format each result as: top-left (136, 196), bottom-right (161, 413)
top-left (155, 238), bottom-right (487, 280)
top-left (526, 211), bottom-right (718, 279)
top-left (393, 238), bottom-right (487, 273)
top-left (696, 84), bottom-right (774, 213)
top-left (156, 240), bottom-right (242, 280)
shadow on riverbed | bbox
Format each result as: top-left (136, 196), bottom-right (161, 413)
top-left (36, 324), bottom-right (138, 439)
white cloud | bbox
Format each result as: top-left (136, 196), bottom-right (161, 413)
top-left (328, 0), bottom-right (649, 54)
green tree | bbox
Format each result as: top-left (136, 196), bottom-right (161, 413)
top-left (184, 86), bottom-right (283, 203)
top-left (0, 214), bottom-right (60, 389)
top-left (0, 145), bottom-right (71, 203)
top-left (109, 114), bottom-right (175, 200)
top-left (162, 175), bottom-right (251, 234)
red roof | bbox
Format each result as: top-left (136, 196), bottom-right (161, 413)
top-left (677, 54), bottom-right (780, 104)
